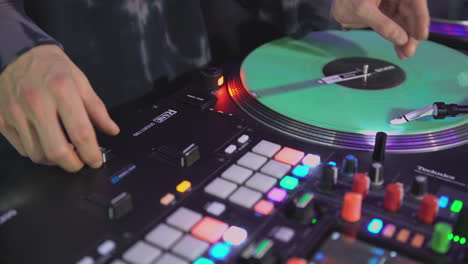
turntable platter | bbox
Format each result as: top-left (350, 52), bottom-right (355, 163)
top-left (240, 30), bottom-right (468, 135)
top-left (228, 30), bottom-right (468, 152)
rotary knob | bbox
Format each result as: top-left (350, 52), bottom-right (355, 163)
top-left (418, 194), bottom-right (439, 224)
top-left (383, 183), bottom-right (404, 212)
top-left (410, 175), bottom-right (428, 199)
top-left (319, 163), bottom-right (338, 191)
top-left (342, 155), bottom-right (358, 177)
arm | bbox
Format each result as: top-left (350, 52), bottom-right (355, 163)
top-left (0, 0), bottom-right (120, 172)
top-left (0, 0), bottom-right (60, 73)
top-left (238, 0), bottom-right (338, 35)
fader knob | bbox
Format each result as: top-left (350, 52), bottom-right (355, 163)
top-left (418, 194), bottom-right (439, 224)
top-left (383, 183), bottom-right (404, 212)
top-left (431, 222), bottom-right (452, 254)
top-left (342, 155), bottom-right (358, 177)
top-left (320, 163), bottom-right (338, 191)
top-left (341, 192), bottom-right (362, 223)
top-left (286, 192), bottom-right (315, 224)
top-left (369, 162), bottom-right (384, 186)
top-left (410, 175), bottom-right (428, 199)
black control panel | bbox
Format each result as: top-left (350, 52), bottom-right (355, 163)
top-left (1, 72), bottom-right (468, 264)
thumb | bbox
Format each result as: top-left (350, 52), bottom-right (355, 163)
top-left (359, 3), bottom-right (408, 46)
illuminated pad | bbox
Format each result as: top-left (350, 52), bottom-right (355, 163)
top-left (302, 154), bottom-right (321, 167)
top-left (280, 176), bottom-right (299, 190)
top-left (254, 200), bottom-right (275, 215)
top-left (267, 188), bottom-right (287, 202)
top-left (176, 181), bottom-right (191, 193)
top-left (223, 226), bottom-right (248, 245)
top-left (367, 218), bottom-right (383, 234)
top-left (274, 147), bottom-right (305, 166)
top-left (292, 165), bottom-right (310, 178)
top-left (191, 217), bottom-right (229, 243)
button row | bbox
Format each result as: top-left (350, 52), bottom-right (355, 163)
top-left (367, 219), bottom-right (426, 249)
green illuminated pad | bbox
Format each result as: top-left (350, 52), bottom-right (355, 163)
top-left (241, 30), bottom-right (468, 135)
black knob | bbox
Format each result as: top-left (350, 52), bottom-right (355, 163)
top-left (320, 163), bottom-right (338, 191)
top-left (286, 192), bottom-right (315, 224)
top-left (200, 66), bottom-right (223, 93)
top-left (342, 155), bottom-right (358, 177)
top-left (369, 162), bottom-right (384, 186)
top-left (372, 132), bottom-right (387, 162)
top-left (410, 175), bottom-right (428, 199)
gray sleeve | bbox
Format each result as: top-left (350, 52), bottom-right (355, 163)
top-left (239, 0), bottom-right (339, 35)
top-left (0, 0), bottom-right (61, 74)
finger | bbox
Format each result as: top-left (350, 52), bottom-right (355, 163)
top-left (410, 0), bottom-right (430, 40)
top-left (50, 75), bottom-right (103, 169)
top-left (401, 38), bottom-right (419, 58)
top-left (394, 45), bottom-right (408, 60)
top-left (358, 2), bottom-right (409, 46)
top-left (73, 70), bottom-right (120, 135)
top-left (31, 103), bottom-right (85, 172)
top-left (7, 102), bottom-right (39, 161)
top-left (0, 115), bottom-right (27, 157)
top-left (27, 120), bottom-right (54, 165)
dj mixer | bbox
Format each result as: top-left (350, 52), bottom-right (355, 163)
top-left (1, 30), bottom-right (468, 264)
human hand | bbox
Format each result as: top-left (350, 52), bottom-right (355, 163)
top-left (332, 0), bottom-right (430, 59)
top-left (0, 45), bottom-right (120, 172)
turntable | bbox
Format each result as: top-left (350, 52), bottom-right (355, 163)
top-left (228, 30), bottom-right (468, 152)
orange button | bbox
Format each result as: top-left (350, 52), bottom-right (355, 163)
top-left (254, 200), bottom-right (274, 215)
top-left (286, 257), bottom-right (308, 264)
top-left (274, 147), bottom-right (305, 166)
top-left (396, 229), bottom-right (411, 243)
top-left (160, 193), bottom-right (175, 206)
top-left (411, 233), bottom-right (425, 248)
top-left (176, 180), bottom-right (191, 193)
top-left (191, 217), bottom-right (229, 243)
top-left (341, 192), bottom-right (362, 223)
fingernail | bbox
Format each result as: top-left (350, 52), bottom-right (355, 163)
top-left (394, 30), bottom-right (407, 46)
top-left (409, 45), bottom-right (416, 57)
top-left (111, 121), bottom-right (120, 135)
top-left (91, 159), bottom-right (103, 169)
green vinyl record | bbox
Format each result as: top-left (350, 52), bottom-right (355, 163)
top-left (240, 30), bottom-right (468, 136)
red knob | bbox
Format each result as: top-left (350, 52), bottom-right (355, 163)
top-left (342, 192), bottom-right (362, 223)
top-left (286, 257), bottom-right (308, 264)
top-left (383, 183), bottom-right (404, 212)
top-left (418, 194), bottom-right (439, 224)
top-left (352, 173), bottom-right (370, 199)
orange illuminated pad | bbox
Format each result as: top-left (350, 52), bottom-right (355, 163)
top-left (160, 193), bottom-right (175, 206)
top-left (191, 217), bottom-right (229, 243)
top-left (396, 229), bottom-right (411, 243)
top-left (274, 147), bottom-right (305, 166)
top-left (254, 200), bottom-right (274, 215)
top-left (411, 233), bottom-right (425, 248)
